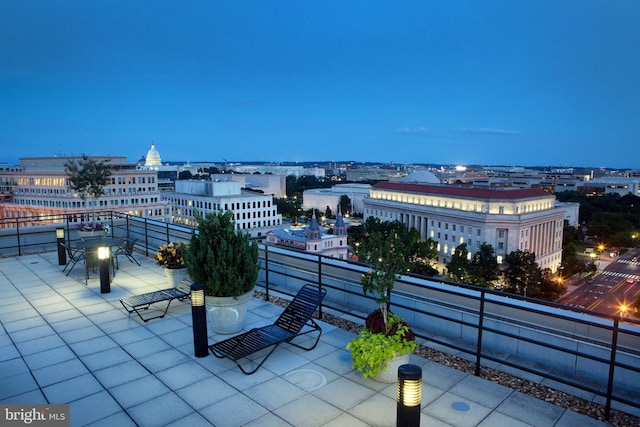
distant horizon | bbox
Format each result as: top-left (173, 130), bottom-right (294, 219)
top-left (4, 153), bottom-right (636, 173)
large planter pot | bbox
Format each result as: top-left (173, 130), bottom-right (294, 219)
top-left (206, 289), bottom-right (253, 334)
top-left (164, 267), bottom-right (187, 288)
top-left (78, 230), bottom-right (106, 239)
top-left (373, 353), bottom-right (411, 384)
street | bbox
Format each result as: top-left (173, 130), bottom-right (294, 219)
top-left (557, 250), bottom-right (640, 318)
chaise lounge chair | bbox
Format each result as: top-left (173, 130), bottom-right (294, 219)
top-left (209, 284), bottom-right (327, 374)
top-left (119, 281), bottom-right (191, 322)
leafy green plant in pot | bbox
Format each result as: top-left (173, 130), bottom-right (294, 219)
top-left (347, 230), bottom-right (417, 381)
top-left (183, 210), bottom-right (260, 334)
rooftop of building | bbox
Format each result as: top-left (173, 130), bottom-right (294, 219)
top-left (373, 181), bottom-right (552, 200)
top-left (2, 250), bottom-right (630, 425)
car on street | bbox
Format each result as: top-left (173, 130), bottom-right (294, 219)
top-left (626, 278), bottom-right (635, 284)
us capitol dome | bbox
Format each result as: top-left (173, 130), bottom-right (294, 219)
top-left (145, 143), bottom-right (162, 166)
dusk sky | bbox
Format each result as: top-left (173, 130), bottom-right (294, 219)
top-left (1, 1), bottom-right (639, 168)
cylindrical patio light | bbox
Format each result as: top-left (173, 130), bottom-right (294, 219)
top-left (56, 228), bottom-right (66, 266)
top-left (191, 283), bottom-right (208, 357)
top-left (98, 246), bottom-right (111, 293)
top-left (397, 364), bottom-right (422, 427)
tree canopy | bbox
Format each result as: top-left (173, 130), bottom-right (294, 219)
top-left (65, 155), bottom-right (111, 221)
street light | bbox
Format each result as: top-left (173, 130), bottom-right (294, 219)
top-left (620, 304), bottom-right (628, 319)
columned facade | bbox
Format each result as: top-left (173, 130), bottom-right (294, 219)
top-left (363, 182), bottom-right (564, 273)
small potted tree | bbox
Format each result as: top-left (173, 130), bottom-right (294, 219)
top-left (347, 230), bottom-right (417, 382)
top-left (65, 155), bottom-right (112, 236)
top-left (183, 210), bottom-right (260, 334)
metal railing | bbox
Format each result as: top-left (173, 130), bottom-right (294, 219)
top-left (1, 211), bottom-right (639, 420)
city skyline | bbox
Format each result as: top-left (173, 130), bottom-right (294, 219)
top-left (1, 1), bottom-right (639, 168)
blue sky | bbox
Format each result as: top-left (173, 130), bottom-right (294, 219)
top-left (1, 1), bottom-right (639, 168)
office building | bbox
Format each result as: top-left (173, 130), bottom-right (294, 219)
top-left (363, 180), bottom-right (565, 273)
top-left (0, 155), bottom-right (169, 226)
top-left (162, 179), bottom-right (282, 239)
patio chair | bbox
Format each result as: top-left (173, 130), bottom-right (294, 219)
top-left (209, 284), bottom-right (327, 375)
top-left (119, 281), bottom-right (191, 322)
top-left (114, 237), bottom-right (140, 269)
top-left (61, 243), bottom-right (86, 276)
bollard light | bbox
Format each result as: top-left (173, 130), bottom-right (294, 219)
top-left (397, 364), bottom-right (422, 427)
top-left (98, 246), bottom-right (111, 293)
top-left (191, 283), bottom-right (208, 357)
top-left (56, 227), bottom-right (66, 266)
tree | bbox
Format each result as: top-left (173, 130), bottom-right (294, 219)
top-left (503, 250), bottom-right (543, 296)
top-left (468, 243), bottom-right (499, 287)
top-left (65, 155), bottom-right (111, 223)
top-left (339, 194), bottom-right (352, 215)
top-left (273, 198), bottom-right (299, 219)
top-left (446, 243), bottom-right (470, 282)
top-left (351, 218), bottom-right (438, 276)
top-left (178, 170), bottom-right (193, 180)
top-left (356, 230), bottom-right (409, 321)
top-left (406, 232), bottom-right (439, 276)
top-left (561, 242), bottom-right (585, 276)
top-left (538, 268), bottom-right (567, 301)
top-left (563, 221), bottom-right (584, 246)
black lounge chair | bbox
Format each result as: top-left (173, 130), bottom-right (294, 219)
top-left (119, 281), bottom-right (191, 322)
top-left (115, 237), bottom-right (140, 269)
top-left (209, 284), bottom-right (327, 375)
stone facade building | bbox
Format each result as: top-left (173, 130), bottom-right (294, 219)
top-left (363, 181), bottom-right (565, 273)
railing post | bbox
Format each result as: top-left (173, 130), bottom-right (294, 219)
top-left (106, 211), bottom-right (112, 237)
top-left (475, 291), bottom-right (486, 376)
top-left (317, 254), bottom-right (323, 318)
top-left (604, 318), bottom-right (619, 421)
top-left (264, 245), bottom-right (270, 301)
top-left (16, 218), bottom-right (21, 256)
top-left (65, 214), bottom-right (71, 244)
top-left (144, 218), bottom-right (150, 257)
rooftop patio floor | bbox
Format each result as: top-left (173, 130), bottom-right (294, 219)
top-left (0, 251), bottom-right (611, 426)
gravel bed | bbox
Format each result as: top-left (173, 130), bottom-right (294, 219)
top-left (256, 291), bottom-right (639, 427)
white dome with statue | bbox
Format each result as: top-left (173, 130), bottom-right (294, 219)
top-left (145, 143), bottom-right (162, 166)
